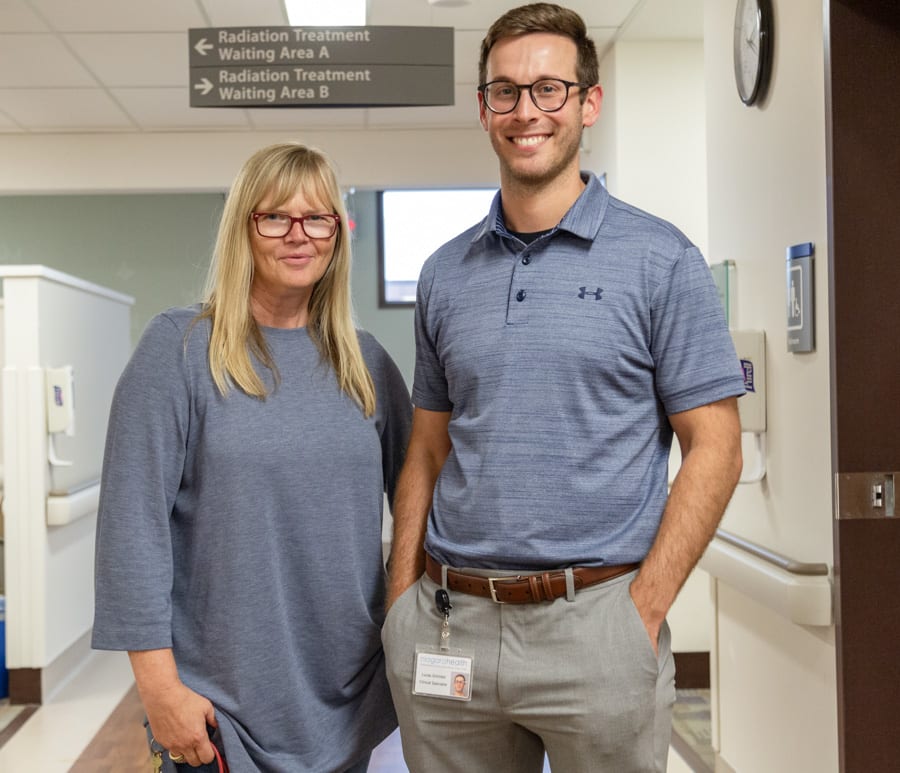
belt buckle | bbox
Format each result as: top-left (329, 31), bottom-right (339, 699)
top-left (487, 577), bottom-right (507, 604)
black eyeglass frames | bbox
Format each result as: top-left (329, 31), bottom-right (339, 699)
top-left (478, 78), bottom-right (590, 114)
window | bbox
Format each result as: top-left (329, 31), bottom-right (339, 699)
top-left (378, 188), bottom-right (498, 306)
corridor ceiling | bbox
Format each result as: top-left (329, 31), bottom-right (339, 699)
top-left (0, 0), bottom-right (701, 134)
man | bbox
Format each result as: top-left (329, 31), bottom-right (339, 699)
top-left (382, 4), bottom-right (744, 772)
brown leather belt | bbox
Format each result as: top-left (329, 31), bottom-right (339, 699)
top-left (425, 554), bottom-right (639, 604)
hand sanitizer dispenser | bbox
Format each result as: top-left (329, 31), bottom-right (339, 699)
top-left (731, 331), bottom-right (767, 482)
top-left (45, 365), bottom-right (75, 466)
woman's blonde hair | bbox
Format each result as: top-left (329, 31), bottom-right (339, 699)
top-left (199, 142), bottom-right (375, 416)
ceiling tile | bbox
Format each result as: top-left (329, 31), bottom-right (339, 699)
top-left (246, 106), bottom-right (368, 130)
top-left (421, 0), bottom-right (637, 31)
top-left (366, 0), bottom-right (432, 27)
top-left (622, 0), bottom-right (704, 40)
top-left (0, 87), bottom-right (135, 130)
top-left (560, 0), bottom-right (638, 28)
top-left (366, 83), bottom-right (478, 128)
top-left (0, 0), bottom-right (49, 32)
top-left (65, 33), bottom-right (188, 87)
top-left (29, 0), bottom-right (208, 32)
top-left (0, 109), bottom-right (24, 131)
top-left (0, 34), bottom-right (97, 87)
top-left (0, 0), bottom-right (690, 134)
top-left (587, 27), bottom-right (620, 61)
top-left (198, 0), bottom-right (287, 27)
top-left (112, 87), bottom-right (251, 129)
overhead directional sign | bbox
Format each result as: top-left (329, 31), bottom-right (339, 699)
top-left (188, 26), bottom-right (454, 108)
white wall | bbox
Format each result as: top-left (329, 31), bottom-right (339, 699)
top-left (601, 40), bottom-right (709, 256)
top-left (704, 0), bottom-right (836, 769)
top-left (588, 39), bottom-right (712, 654)
top-left (593, 51), bottom-right (618, 190)
top-left (2, 268), bottom-right (132, 698)
top-left (0, 128), bottom-right (498, 194)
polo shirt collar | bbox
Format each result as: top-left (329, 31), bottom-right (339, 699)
top-left (472, 172), bottom-right (609, 245)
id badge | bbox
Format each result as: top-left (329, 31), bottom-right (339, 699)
top-left (413, 645), bottom-right (473, 701)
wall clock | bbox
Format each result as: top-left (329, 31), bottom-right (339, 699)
top-left (733, 0), bottom-right (773, 106)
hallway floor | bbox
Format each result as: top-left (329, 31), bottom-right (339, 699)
top-left (0, 652), bottom-right (698, 772)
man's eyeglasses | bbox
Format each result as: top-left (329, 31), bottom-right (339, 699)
top-left (251, 212), bottom-right (340, 239)
top-left (478, 78), bottom-right (590, 114)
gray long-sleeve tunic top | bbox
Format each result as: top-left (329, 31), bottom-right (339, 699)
top-left (92, 306), bottom-right (412, 772)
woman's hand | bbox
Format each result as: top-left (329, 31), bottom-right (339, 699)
top-left (129, 649), bottom-right (218, 767)
top-left (144, 681), bottom-right (218, 766)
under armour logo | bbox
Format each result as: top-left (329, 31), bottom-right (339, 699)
top-left (578, 286), bottom-right (603, 300)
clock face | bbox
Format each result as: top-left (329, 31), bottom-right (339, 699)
top-left (733, 0), bottom-right (771, 105)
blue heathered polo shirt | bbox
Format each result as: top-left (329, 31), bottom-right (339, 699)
top-left (414, 173), bottom-right (744, 571)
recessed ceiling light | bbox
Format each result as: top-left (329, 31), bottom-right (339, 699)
top-left (427, 0), bottom-right (472, 6)
top-left (284, 0), bottom-right (366, 25)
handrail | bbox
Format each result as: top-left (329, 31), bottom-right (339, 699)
top-left (700, 529), bottom-right (833, 626)
top-left (715, 528), bottom-right (829, 576)
top-left (46, 481), bottom-right (100, 526)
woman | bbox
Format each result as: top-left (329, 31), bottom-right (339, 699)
top-left (92, 143), bottom-right (411, 772)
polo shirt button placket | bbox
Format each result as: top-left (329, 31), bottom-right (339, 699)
top-left (508, 250), bottom-right (530, 322)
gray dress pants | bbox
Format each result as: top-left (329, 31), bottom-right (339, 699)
top-left (383, 568), bottom-right (675, 773)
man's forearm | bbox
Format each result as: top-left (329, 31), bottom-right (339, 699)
top-left (633, 445), bottom-right (741, 619)
top-left (386, 465), bottom-right (434, 608)
top-left (386, 408), bottom-right (452, 609)
top-left (630, 398), bottom-right (742, 638)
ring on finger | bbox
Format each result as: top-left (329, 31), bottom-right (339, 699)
top-left (168, 751), bottom-right (186, 762)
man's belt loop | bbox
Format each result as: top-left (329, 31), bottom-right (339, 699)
top-left (564, 568), bottom-right (576, 602)
top-left (540, 573), bottom-right (553, 601)
top-left (528, 575), bottom-right (542, 602)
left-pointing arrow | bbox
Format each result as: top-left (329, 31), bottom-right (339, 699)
top-left (194, 38), bottom-right (214, 56)
top-left (194, 78), bottom-right (214, 95)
